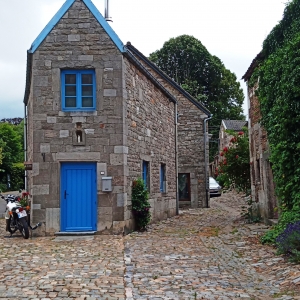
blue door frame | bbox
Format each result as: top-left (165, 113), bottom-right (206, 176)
top-left (60, 162), bottom-right (97, 232)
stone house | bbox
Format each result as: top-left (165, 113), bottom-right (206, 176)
top-left (23, 0), bottom-right (211, 235)
top-left (242, 55), bottom-right (277, 222)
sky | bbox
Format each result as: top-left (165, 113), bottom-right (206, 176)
top-left (0, 0), bottom-right (287, 120)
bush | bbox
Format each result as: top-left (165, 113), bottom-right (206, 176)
top-left (216, 173), bottom-right (230, 189)
top-left (132, 178), bottom-right (151, 230)
top-left (261, 208), bottom-right (300, 244)
top-left (276, 221), bottom-right (300, 263)
top-left (217, 129), bottom-right (250, 193)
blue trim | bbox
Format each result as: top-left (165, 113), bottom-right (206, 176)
top-left (29, 0), bottom-right (75, 53)
top-left (61, 69), bottom-right (96, 111)
top-left (61, 162), bottom-right (97, 232)
top-left (83, 0), bottom-right (125, 53)
top-left (142, 161), bottom-right (149, 190)
top-left (29, 0), bottom-right (125, 54)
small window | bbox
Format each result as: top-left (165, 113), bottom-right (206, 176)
top-left (142, 161), bottom-right (150, 191)
top-left (61, 70), bottom-right (96, 111)
top-left (160, 164), bottom-right (166, 192)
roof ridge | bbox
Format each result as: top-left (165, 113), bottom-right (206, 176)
top-left (126, 42), bottom-right (211, 116)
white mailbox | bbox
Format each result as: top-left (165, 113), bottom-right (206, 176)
top-left (102, 177), bottom-right (112, 192)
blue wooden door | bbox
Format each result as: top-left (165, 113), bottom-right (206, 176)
top-left (61, 162), bottom-right (97, 232)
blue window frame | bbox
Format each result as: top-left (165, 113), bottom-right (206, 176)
top-left (61, 70), bottom-right (96, 111)
top-left (142, 161), bottom-right (149, 190)
top-left (160, 164), bottom-right (166, 192)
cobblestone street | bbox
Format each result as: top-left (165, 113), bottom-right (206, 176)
top-left (1, 192), bottom-right (300, 299)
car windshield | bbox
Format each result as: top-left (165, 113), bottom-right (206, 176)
top-left (209, 177), bottom-right (218, 184)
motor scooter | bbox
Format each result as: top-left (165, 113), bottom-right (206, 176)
top-left (0, 192), bottom-right (41, 239)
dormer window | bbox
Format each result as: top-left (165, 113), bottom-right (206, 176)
top-left (61, 70), bottom-right (96, 111)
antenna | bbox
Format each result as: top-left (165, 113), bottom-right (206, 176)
top-left (105, 0), bottom-right (113, 22)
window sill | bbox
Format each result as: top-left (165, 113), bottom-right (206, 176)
top-left (59, 111), bottom-right (98, 117)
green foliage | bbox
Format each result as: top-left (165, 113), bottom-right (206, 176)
top-left (216, 129), bottom-right (250, 193)
top-left (10, 163), bottom-right (25, 190)
top-left (131, 178), bottom-right (151, 230)
top-left (149, 35), bottom-right (245, 160)
top-left (216, 173), bottom-right (230, 189)
top-left (248, 0), bottom-right (300, 252)
top-left (0, 121), bottom-right (24, 191)
top-left (0, 147), bottom-right (3, 169)
top-left (261, 208), bottom-right (300, 244)
top-left (19, 192), bottom-right (30, 208)
top-left (241, 196), bottom-right (261, 224)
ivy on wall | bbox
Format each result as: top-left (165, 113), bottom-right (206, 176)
top-left (249, 0), bottom-right (300, 210)
top-left (247, 0), bottom-right (300, 249)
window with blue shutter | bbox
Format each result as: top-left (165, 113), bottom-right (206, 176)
top-left (61, 70), bottom-right (96, 111)
top-left (142, 161), bottom-right (149, 190)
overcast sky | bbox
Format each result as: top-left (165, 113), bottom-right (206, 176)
top-left (0, 0), bottom-right (287, 120)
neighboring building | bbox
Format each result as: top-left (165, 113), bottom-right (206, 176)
top-left (209, 120), bottom-right (247, 176)
top-left (219, 120), bottom-right (248, 156)
top-left (243, 56), bottom-right (277, 222)
top-left (23, 0), bottom-right (211, 235)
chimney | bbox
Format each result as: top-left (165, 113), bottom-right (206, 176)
top-left (105, 0), bottom-right (113, 22)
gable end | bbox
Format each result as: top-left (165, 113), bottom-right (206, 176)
top-left (29, 0), bottom-right (125, 54)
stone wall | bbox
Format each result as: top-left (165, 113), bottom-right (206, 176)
top-left (124, 58), bottom-right (177, 227)
top-left (132, 56), bottom-right (208, 208)
top-left (26, 0), bottom-right (179, 235)
top-left (248, 83), bottom-right (277, 221)
top-left (177, 100), bottom-right (207, 208)
top-left (27, 0), bottom-right (126, 235)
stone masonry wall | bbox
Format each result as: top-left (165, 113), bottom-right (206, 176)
top-left (132, 57), bottom-right (208, 208)
top-left (124, 57), bottom-right (177, 227)
top-left (177, 100), bottom-right (207, 208)
top-left (27, 0), bottom-right (127, 235)
top-left (248, 83), bottom-right (277, 221)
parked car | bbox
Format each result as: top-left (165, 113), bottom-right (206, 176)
top-left (209, 177), bottom-right (222, 197)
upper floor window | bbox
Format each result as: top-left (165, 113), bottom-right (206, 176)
top-left (61, 70), bottom-right (96, 111)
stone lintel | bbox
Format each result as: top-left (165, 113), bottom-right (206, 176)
top-left (53, 152), bottom-right (100, 161)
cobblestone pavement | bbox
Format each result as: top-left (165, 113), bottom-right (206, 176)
top-left (0, 191), bottom-right (300, 299)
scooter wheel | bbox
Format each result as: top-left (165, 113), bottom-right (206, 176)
top-left (19, 218), bottom-right (29, 239)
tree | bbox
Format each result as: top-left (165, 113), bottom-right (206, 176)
top-left (0, 117), bottom-right (23, 125)
top-left (0, 147), bottom-right (3, 168)
top-left (149, 35), bottom-right (245, 159)
top-left (0, 122), bottom-right (24, 191)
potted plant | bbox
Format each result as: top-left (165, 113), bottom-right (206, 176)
top-left (132, 178), bottom-right (151, 231)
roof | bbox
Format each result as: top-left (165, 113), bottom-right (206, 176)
top-left (222, 120), bottom-right (248, 131)
top-left (125, 43), bottom-right (211, 117)
top-left (23, 0), bottom-right (211, 116)
top-left (242, 52), bottom-right (264, 82)
top-left (124, 50), bottom-right (177, 105)
top-left (24, 0), bottom-right (125, 104)
top-left (28, 0), bottom-right (124, 54)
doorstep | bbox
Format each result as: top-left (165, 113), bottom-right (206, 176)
top-left (55, 231), bottom-right (96, 236)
